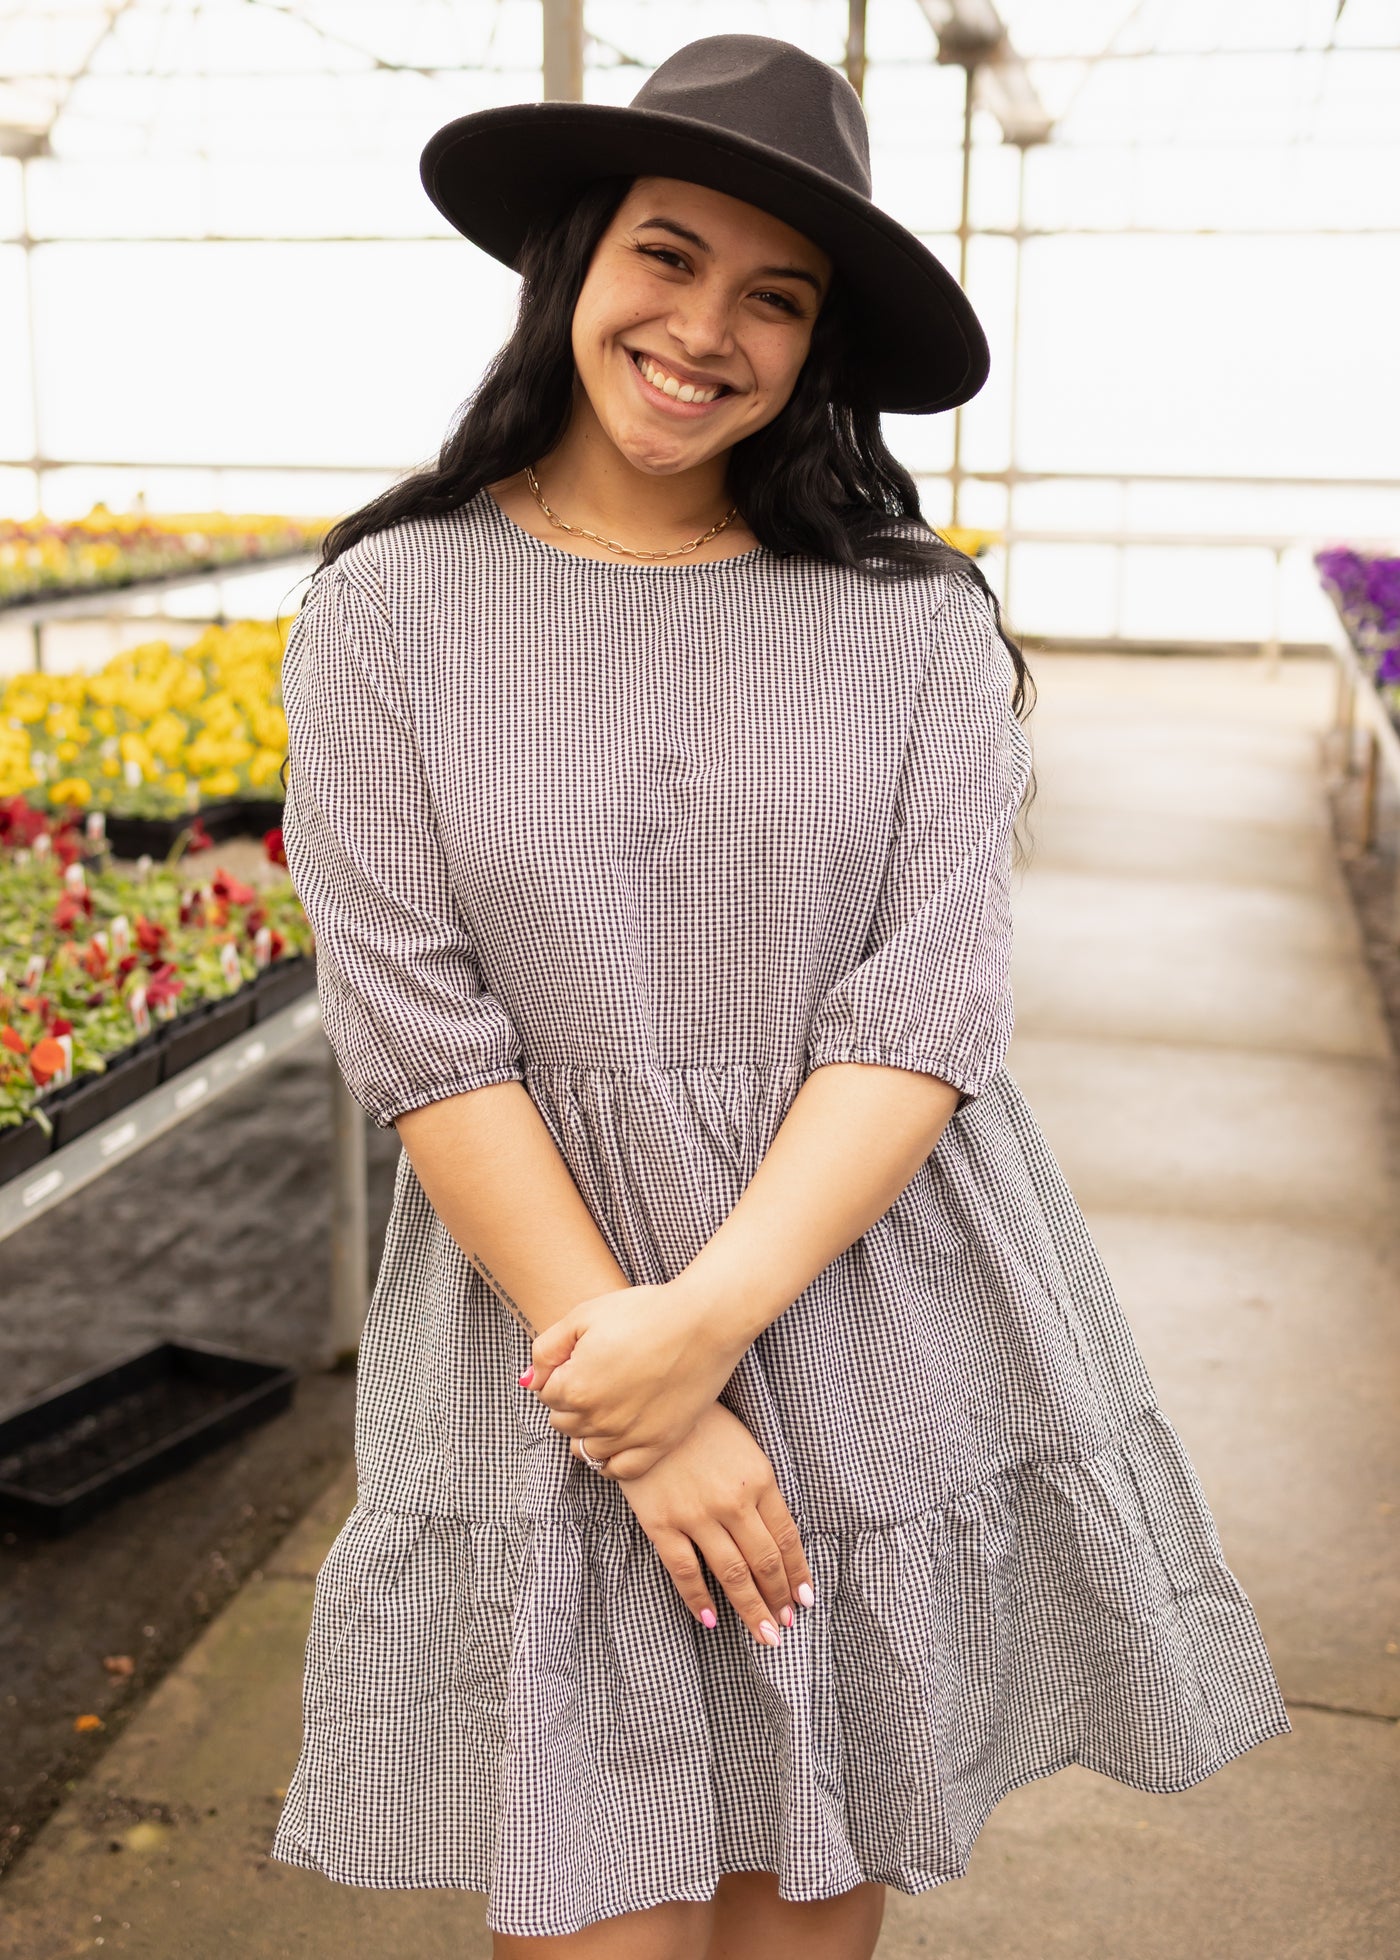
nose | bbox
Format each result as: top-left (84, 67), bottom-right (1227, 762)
top-left (665, 280), bottom-right (736, 363)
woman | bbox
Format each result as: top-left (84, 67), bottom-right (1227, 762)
top-left (271, 34), bottom-right (1289, 1958)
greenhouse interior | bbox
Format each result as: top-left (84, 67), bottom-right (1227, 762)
top-left (1, 2), bottom-right (1397, 1955)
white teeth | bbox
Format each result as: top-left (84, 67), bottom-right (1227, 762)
top-left (634, 352), bottom-right (723, 403)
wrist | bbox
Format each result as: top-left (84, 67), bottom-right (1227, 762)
top-left (667, 1245), bottom-right (788, 1360)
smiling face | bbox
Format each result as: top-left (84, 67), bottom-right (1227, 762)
top-left (568, 176), bottom-right (833, 481)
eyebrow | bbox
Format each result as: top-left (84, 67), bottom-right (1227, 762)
top-left (632, 215), bottom-right (826, 298)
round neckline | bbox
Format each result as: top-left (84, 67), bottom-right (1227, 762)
top-left (480, 484), bottom-right (769, 573)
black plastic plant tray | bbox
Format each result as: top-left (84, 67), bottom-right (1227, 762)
top-left (252, 955), bottom-right (317, 1022)
top-left (0, 1340), bottom-right (298, 1536)
top-left (236, 795), bottom-right (284, 832)
top-left (157, 986), bottom-right (258, 1082)
top-left (0, 1115), bottom-right (52, 1187)
top-left (103, 800), bottom-right (248, 860)
top-left (42, 1033), bottom-right (164, 1151)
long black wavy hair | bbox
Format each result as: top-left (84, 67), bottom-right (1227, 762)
top-left (296, 173), bottom-right (1035, 843)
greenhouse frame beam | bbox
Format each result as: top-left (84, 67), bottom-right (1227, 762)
top-left (915, 0), bottom-right (1054, 149)
top-left (3, 45), bottom-right (1396, 84)
top-left (912, 5), bottom-right (1050, 524)
top-left (11, 224), bottom-right (1398, 243)
top-left (12, 460), bottom-right (1396, 493)
top-left (541, 0), bottom-right (585, 102)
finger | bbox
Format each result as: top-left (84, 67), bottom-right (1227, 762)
top-left (646, 1526), bottom-right (719, 1629)
top-left (723, 1505), bottom-right (794, 1628)
top-left (694, 1525), bottom-right (784, 1650)
top-left (756, 1487), bottom-right (814, 1610)
top-left (535, 1368), bottom-right (581, 1411)
top-left (529, 1317), bottom-right (583, 1395)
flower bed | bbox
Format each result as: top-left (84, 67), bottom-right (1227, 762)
top-left (0, 505), bottom-right (325, 610)
top-left (0, 802), bottom-right (314, 1179)
top-left (2, 619), bottom-right (290, 830)
top-left (1315, 547), bottom-right (1400, 721)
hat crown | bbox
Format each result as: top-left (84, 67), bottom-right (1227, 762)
top-left (631, 35), bottom-right (872, 200)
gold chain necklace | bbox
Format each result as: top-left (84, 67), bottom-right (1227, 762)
top-left (524, 465), bottom-right (740, 561)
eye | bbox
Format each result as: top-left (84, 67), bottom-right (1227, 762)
top-left (753, 289), bottom-right (802, 315)
top-left (635, 243), bottom-right (689, 270)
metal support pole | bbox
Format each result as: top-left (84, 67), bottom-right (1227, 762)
top-left (542, 0), bottom-right (584, 102)
top-left (1359, 728), bottom-right (1380, 853)
top-left (327, 1054), bottom-right (368, 1368)
top-left (1338, 666), bottom-right (1357, 774)
top-left (845, 0), bottom-right (868, 100)
top-left (20, 153), bottom-right (45, 667)
top-left (1261, 544), bottom-right (1284, 677)
top-left (949, 60), bottom-right (976, 528)
top-left (1002, 144), bottom-right (1027, 626)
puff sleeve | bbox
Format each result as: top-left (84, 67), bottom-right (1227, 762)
top-left (280, 553), bottom-right (525, 1128)
top-left (803, 573), bottom-right (1033, 1104)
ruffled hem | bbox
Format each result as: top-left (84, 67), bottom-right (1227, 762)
top-left (269, 1403), bottom-right (1290, 1938)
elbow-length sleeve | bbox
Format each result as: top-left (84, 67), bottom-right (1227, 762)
top-left (804, 572), bottom-right (1033, 1105)
top-left (280, 553), bottom-right (525, 1128)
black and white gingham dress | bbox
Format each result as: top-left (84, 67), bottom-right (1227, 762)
top-left (270, 488), bottom-right (1290, 1937)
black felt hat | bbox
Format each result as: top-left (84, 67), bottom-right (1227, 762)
top-left (420, 33), bottom-right (989, 416)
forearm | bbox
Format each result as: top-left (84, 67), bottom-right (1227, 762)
top-left (673, 1061), bottom-right (961, 1351)
top-left (394, 1082), bottom-right (629, 1339)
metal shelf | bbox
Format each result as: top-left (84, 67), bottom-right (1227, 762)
top-left (0, 986), bottom-right (368, 1364)
top-left (0, 992), bottom-right (322, 1241)
top-left (0, 550), bottom-right (318, 629)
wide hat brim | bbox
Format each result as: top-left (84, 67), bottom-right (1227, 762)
top-left (420, 100), bottom-right (989, 416)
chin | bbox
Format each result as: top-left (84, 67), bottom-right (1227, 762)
top-left (610, 420), bottom-right (712, 477)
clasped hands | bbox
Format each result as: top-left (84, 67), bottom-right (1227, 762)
top-left (522, 1279), bottom-right (739, 1482)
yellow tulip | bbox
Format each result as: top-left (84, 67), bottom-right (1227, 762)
top-left (48, 775), bottom-right (92, 806)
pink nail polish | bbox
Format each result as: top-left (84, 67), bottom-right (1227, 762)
top-left (518, 1367), bottom-right (535, 1387)
top-left (779, 1604), bottom-right (793, 1629)
top-left (700, 1608), bottom-right (717, 1629)
top-left (758, 1620), bottom-right (780, 1647)
top-left (797, 1582), bottom-right (815, 1608)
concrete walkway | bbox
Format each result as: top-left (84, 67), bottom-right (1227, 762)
top-left (3, 653), bottom-right (1397, 1959)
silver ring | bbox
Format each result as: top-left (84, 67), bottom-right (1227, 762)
top-left (578, 1439), bottom-right (608, 1474)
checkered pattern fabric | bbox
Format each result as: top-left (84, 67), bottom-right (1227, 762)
top-left (269, 489), bottom-right (1290, 1937)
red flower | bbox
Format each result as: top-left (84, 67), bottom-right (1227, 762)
top-left (186, 816), bottom-right (213, 854)
top-left (211, 867), bottom-right (256, 906)
top-left (116, 953), bottom-right (138, 976)
top-left (52, 889), bottom-right (93, 932)
top-left (81, 939), bottom-right (109, 978)
top-left (268, 929), bottom-right (286, 960)
top-left (146, 964), bottom-right (185, 1010)
top-left (244, 904), bottom-right (267, 935)
top-left (29, 1036), bottom-right (66, 1086)
top-left (52, 831), bottom-right (83, 868)
top-left (0, 796), bottom-right (47, 848)
top-left (263, 826), bottom-right (287, 867)
top-left (135, 914), bottom-right (165, 956)
top-left (50, 1016), bottom-right (73, 1036)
